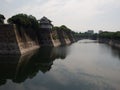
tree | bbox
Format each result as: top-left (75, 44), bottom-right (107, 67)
top-left (7, 14), bottom-right (39, 41)
top-left (99, 31), bottom-right (120, 40)
top-left (52, 26), bottom-right (59, 31)
top-left (0, 14), bottom-right (5, 24)
top-left (7, 13), bottom-right (39, 29)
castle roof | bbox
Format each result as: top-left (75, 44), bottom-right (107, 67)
top-left (38, 16), bottom-right (52, 24)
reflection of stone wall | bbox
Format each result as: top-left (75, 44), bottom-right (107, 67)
top-left (0, 55), bottom-right (20, 86)
top-left (0, 46), bottom-right (68, 85)
top-left (0, 24), bottom-right (40, 54)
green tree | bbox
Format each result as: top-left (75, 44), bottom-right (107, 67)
top-left (7, 13), bottom-right (39, 29)
top-left (0, 14), bottom-right (5, 24)
top-left (52, 26), bottom-right (60, 31)
top-left (99, 31), bottom-right (120, 40)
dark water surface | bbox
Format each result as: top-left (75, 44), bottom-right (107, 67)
top-left (0, 39), bottom-right (120, 90)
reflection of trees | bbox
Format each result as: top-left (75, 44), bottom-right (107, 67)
top-left (110, 46), bottom-right (120, 59)
top-left (0, 46), bottom-right (68, 86)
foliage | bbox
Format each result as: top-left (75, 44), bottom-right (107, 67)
top-left (77, 32), bottom-right (98, 40)
top-left (99, 31), bottom-right (120, 40)
top-left (0, 14), bottom-right (5, 24)
top-left (52, 33), bottom-right (59, 40)
top-left (7, 14), bottom-right (39, 29)
top-left (59, 25), bottom-right (72, 33)
top-left (52, 26), bottom-right (60, 31)
top-left (113, 31), bottom-right (120, 39)
top-left (53, 25), bottom-right (72, 32)
top-left (52, 25), bottom-right (80, 40)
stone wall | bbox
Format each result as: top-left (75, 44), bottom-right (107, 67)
top-left (0, 24), bottom-right (20, 54)
top-left (0, 24), bottom-right (74, 55)
top-left (56, 29), bottom-right (68, 45)
top-left (99, 39), bottom-right (120, 49)
top-left (51, 30), bottom-right (61, 47)
top-left (14, 26), bottom-right (40, 54)
top-left (51, 30), bottom-right (72, 46)
top-left (37, 28), bottom-right (54, 46)
top-left (0, 24), bottom-right (40, 55)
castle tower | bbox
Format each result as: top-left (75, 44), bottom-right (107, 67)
top-left (37, 16), bottom-right (53, 46)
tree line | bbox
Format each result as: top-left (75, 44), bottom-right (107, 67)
top-left (0, 13), bottom-right (80, 41)
top-left (99, 31), bottom-right (120, 40)
top-left (78, 31), bottom-right (120, 40)
top-left (1, 13), bottom-right (119, 40)
top-left (0, 14), bottom-right (78, 33)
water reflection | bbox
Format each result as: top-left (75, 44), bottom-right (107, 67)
top-left (111, 46), bottom-right (120, 59)
top-left (0, 46), bottom-right (68, 86)
top-left (79, 40), bottom-right (120, 60)
top-left (0, 55), bottom-right (20, 86)
top-left (1, 40), bottom-right (120, 90)
top-left (98, 43), bottom-right (120, 60)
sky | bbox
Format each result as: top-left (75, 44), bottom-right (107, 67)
top-left (0, 0), bottom-right (120, 33)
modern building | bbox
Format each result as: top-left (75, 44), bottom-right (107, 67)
top-left (87, 30), bottom-right (94, 34)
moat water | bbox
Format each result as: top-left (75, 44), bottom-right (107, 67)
top-left (0, 39), bottom-right (120, 90)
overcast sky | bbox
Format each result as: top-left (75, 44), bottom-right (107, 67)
top-left (0, 0), bottom-right (120, 32)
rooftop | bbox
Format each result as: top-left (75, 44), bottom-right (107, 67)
top-left (38, 16), bottom-right (52, 24)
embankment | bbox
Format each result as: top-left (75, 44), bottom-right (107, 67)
top-left (99, 39), bottom-right (120, 48)
top-left (0, 24), bottom-right (20, 54)
top-left (0, 24), bottom-right (76, 55)
top-left (0, 24), bottom-right (40, 55)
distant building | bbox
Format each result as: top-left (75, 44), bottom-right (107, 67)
top-left (87, 30), bottom-right (94, 34)
top-left (99, 30), bottom-right (103, 34)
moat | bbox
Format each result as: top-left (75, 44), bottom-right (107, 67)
top-left (0, 39), bottom-right (120, 90)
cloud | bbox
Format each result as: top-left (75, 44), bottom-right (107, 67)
top-left (4, 0), bottom-right (15, 3)
top-left (16, 0), bottom-right (113, 22)
top-left (16, 0), bottom-right (101, 24)
top-left (1, 0), bottom-right (120, 32)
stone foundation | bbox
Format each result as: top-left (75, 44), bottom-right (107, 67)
top-left (0, 24), bottom-right (74, 55)
top-left (0, 24), bottom-right (20, 54)
top-left (99, 39), bottom-right (120, 49)
top-left (0, 24), bottom-right (40, 55)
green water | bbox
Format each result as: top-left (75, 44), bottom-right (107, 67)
top-left (0, 39), bottom-right (120, 90)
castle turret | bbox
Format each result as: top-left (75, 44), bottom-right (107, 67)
top-left (38, 16), bottom-right (53, 29)
top-left (37, 16), bottom-right (54, 46)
